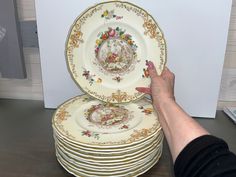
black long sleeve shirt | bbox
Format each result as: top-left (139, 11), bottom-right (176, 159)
top-left (174, 135), bottom-right (236, 177)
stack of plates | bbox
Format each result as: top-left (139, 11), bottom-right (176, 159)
top-left (53, 1), bottom-right (167, 176)
top-left (52, 95), bottom-right (163, 177)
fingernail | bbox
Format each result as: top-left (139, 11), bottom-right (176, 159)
top-left (148, 61), bottom-right (154, 70)
top-left (135, 87), bottom-right (141, 91)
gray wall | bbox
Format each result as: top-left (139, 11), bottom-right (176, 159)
top-left (0, 0), bottom-right (26, 78)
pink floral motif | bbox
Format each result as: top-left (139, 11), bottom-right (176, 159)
top-left (81, 130), bottom-right (99, 139)
top-left (101, 10), bottom-right (123, 20)
top-left (82, 130), bottom-right (91, 137)
top-left (108, 29), bottom-right (116, 37)
top-left (116, 16), bottom-right (123, 20)
top-left (82, 68), bottom-right (102, 85)
top-left (120, 125), bottom-right (129, 129)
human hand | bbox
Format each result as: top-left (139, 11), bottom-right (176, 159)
top-left (136, 61), bottom-right (175, 110)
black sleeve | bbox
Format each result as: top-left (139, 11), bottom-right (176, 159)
top-left (174, 135), bottom-right (236, 177)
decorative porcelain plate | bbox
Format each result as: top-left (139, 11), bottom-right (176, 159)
top-left (55, 136), bottom-right (162, 162)
top-left (66, 1), bottom-right (167, 103)
top-left (55, 136), bottom-right (162, 165)
top-left (56, 146), bottom-right (162, 177)
top-left (55, 145), bottom-right (160, 171)
top-left (55, 141), bottom-right (160, 165)
top-left (52, 95), bottom-right (161, 147)
top-left (54, 131), bottom-right (162, 154)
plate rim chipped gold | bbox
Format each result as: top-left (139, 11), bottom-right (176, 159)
top-left (65, 0), bottom-right (167, 104)
top-left (52, 94), bottom-right (161, 147)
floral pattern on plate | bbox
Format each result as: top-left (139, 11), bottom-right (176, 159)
top-left (52, 95), bottom-right (161, 146)
top-left (94, 27), bottom-right (139, 82)
top-left (101, 9), bottom-right (123, 20)
top-left (82, 130), bottom-right (100, 140)
top-left (95, 27), bottom-right (138, 72)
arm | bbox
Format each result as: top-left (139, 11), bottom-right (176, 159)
top-left (136, 61), bottom-right (236, 177)
top-left (156, 99), bottom-right (209, 162)
top-left (136, 61), bottom-right (209, 162)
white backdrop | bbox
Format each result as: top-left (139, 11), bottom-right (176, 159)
top-left (35, 0), bottom-right (232, 118)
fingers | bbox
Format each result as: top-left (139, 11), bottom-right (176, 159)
top-left (135, 61), bottom-right (156, 95)
top-left (135, 87), bottom-right (151, 94)
top-left (147, 61), bottom-right (159, 79)
top-left (147, 61), bottom-right (174, 81)
top-left (136, 61), bottom-right (174, 95)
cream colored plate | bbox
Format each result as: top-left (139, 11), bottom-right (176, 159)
top-left (52, 95), bottom-right (161, 147)
top-left (55, 137), bottom-right (162, 164)
top-left (53, 129), bottom-right (163, 153)
top-left (65, 1), bottom-right (166, 103)
top-left (55, 142), bottom-right (161, 171)
top-left (54, 135), bottom-right (163, 166)
top-left (56, 145), bottom-right (162, 177)
top-left (53, 127), bottom-right (162, 152)
top-left (54, 131), bottom-right (163, 157)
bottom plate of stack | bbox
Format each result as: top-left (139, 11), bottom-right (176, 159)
top-left (52, 95), bottom-right (163, 177)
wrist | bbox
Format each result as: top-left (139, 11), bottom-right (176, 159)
top-left (154, 97), bottom-right (176, 113)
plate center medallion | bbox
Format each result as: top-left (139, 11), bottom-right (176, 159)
top-left (78, 102), bottom-right (142, 134)
top-left (86, 104), bottom-right (130, 127)
top-left (97, 38), bottom-right (134, 74)
top-left (95, 27), bottom-right (138, 80)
